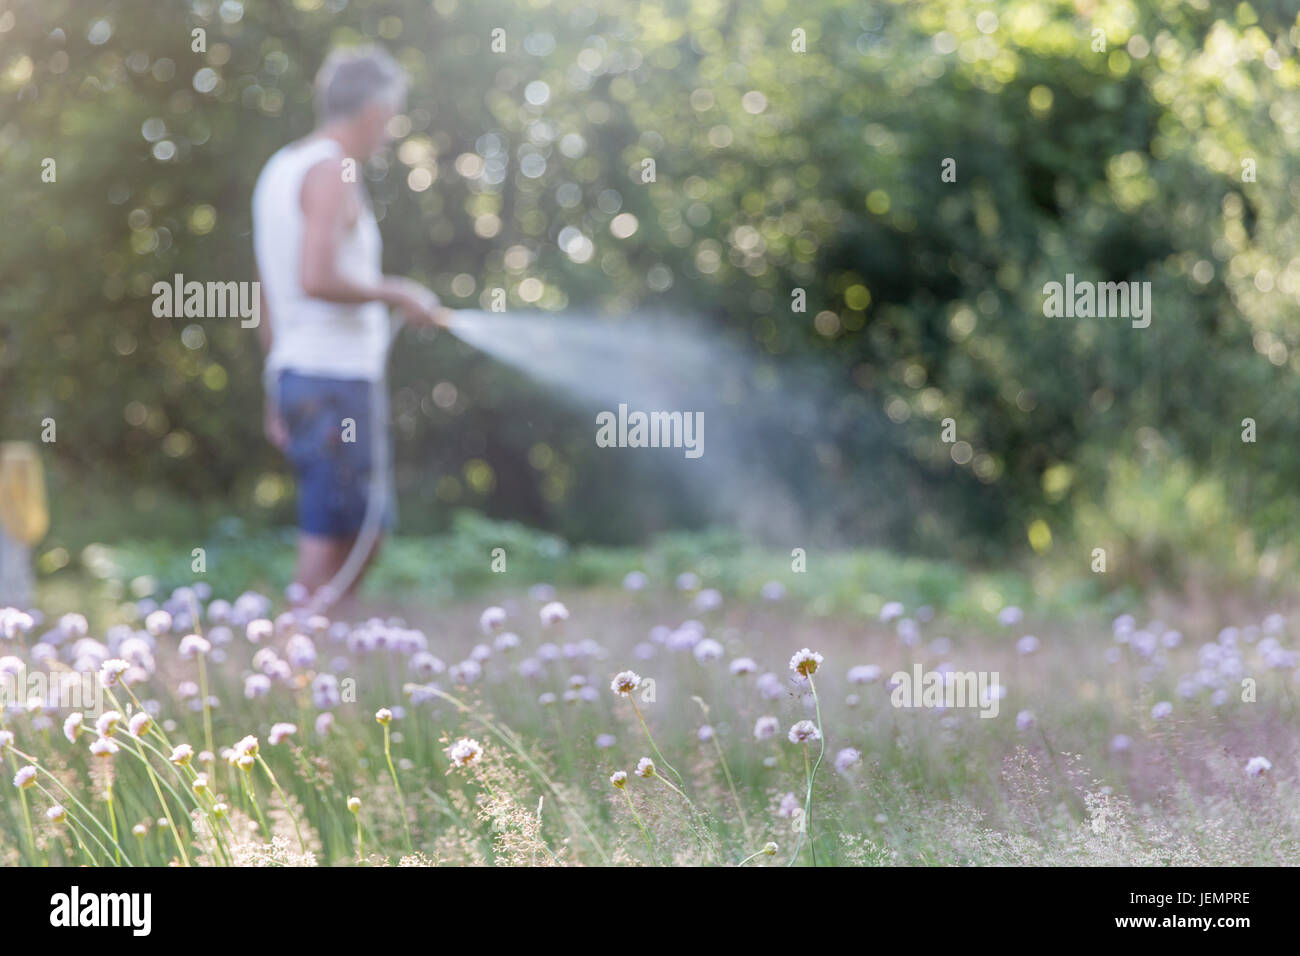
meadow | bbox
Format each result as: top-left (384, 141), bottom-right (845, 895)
top-left (3, 541), bottom-right (1297, 867)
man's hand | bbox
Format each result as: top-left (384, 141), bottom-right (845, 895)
top-left (382, 277), bottom-right (443, 327)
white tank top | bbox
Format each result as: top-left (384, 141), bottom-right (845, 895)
top-left (253, 137), bottom-right (392, 383)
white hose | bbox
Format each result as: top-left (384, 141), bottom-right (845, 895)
top-left (306, 313), bottom-right (404, 615)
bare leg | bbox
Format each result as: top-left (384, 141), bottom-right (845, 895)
top-left (294, 533), bottom-right (352, 595)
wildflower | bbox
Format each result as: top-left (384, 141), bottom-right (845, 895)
top-left (1245, 756), bottom-right (1273, 778)
top-left (880, 601), bottom-right (904, 622)
top-left (178, 634), bottom-right (210, 659)
top-left (375, 707), bottom-right (393, 725)
top-left (312, 673), bottom-right (341, 709)
top-left (170, 744), bottom-right (194, 766)
top-left (834, 747), bottom-right (862, 773)
top-left (493, 632), bottom-right (520, 652)
top-left (596, 733), bottom-right (617, 749)
top-left (789, 648), bottom-right (823, 679)
top-left (445, 737), bottom-right (483, 769)
top-left (787, 720), bottom-right (821, 745)
top-left (622, 571), bottom-right (648, 591)
top-left (693, 589), bottom-right (723, 612)
top-left (1016, 635), bottom-right (1040, 655)
top-left (315, 713), bottom-right (334, 736)
top-left (13, 765), bottom-right (35, 789)
top-left (268, 722), bottom-right (297, 745)
top-left (997, 606), bottom-right (1023, 627)
top-left (198, 750), bottom-right (215, 765)
top-left (847, 665), bottom-right (882, 684)
top-left (777, 792), bottom-right (800, 817)
top-left (730, 657), bottom-right (757, 676)
top-left (237, 754), bottom-right (255, 771)
top-left (1110, 734), bottom-right (1133, 753)
top-left (99, 659), bottom-right (130, 688)
top-left (1150, 701), bottom-right (1173, 720)
top-left (128, 712), bottom-right (152, 737)
top-left (46, 805), bottom-right (67, 824)
top-left (610, 770), bottom-right (628, 789)
top-left (243, 674), bottom-right (271, 699)
top-left (231, 734), bottom-right (259, 760)
top-left (1016, 710), bottom-right (1036, 731)
top-left (675, 572), bottom-right (700, 591)
top-left (763, 841), bottom-right (778, 855)
top-left (540, 601), bottom-right (569, 627)
top-left (754, 716), bottom-right (779, 741)
top-left (635, 757), bottom-right (655, 778)
top-left (693, 638), bottom-right (724, 662)
top-left (698, 725), bottom-right (715, 742)
top-left (0, 729), bottom-right (12, 752)
top-left (95, 710), bottom-right (122, 738)
top-left (132, 823), bottom-right (148, 837)
top-left (610, 670), bottom-right (642, 697)
top-left (89, 736), bottom-right (118, 758)
top-left (347, 796), bottom-right (362, 813)
top-left (479, 606), bottom-right (507, 634)
top-left (144, 609), bottom-right (172, 636)
top-left (192, 773), bottom-right (210, 796)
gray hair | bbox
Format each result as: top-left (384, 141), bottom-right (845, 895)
top-left (313, 45), bottom-right (407, 123)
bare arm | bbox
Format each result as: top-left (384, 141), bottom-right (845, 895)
top-left (299, 159), bottom-right (445, 323)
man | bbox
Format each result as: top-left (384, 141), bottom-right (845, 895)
top-left (253, 45), bottom-right (450, 609)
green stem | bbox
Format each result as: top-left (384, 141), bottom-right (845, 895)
top-left (631, 698), bottom-right (685, 790)
top-left (383, 724), bottom-right (414, 853)
top-left (257, 754), bottom-right (309, 855)
top-left (623, 790), bottom-right (658, 865)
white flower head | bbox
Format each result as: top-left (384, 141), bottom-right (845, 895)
top-left (540, 601), bottom-right (570, 628)
top-left (99, 659), bottom-right (130, 688)
top-left (635, 757), bottom-right (655, 778)
top-left (128, 711), bottom-right (152, 737)
top-left (834, 747), bottom-right (862, 773)
top-left (95, 710), bottom-right (122, 738)
top-left (787, 720), bottom-right (821, 745)
top-left (445, 737), bottom-right (483, 769)
top-left (1245, 756), bottom-right (1272, 778)
top-left (754, 715), bottom-right (779, 741)
top-left (144, 609), bottom-right (173, 636)
top-left (13, 765), bottom-right (36, 789)
top-left (89, 736), bottom-right (118, 758)
top-left (62, 713), bottom-right (83, 744)
top-left (610, 670), bottom-right (642, 697)
top-left (268, 722), bottom-right (297, 745)
top-left (610, 770), bottom-right (628, 789)
top-left (179, 634), bottom-right (210, 659)
top-left (46, 805), bottom-right (67, 823)
top-left (1150, 701), bottom-right (1173, 720)
top-left (789, 648), bottom-right (823, 680)
top-left (170, 744), bottom-right (194, 765)
top-left (479, 606), bottom-right (507, 634)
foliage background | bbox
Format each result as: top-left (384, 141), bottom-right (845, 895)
top-left (4, 0), bottom-right (1300, 593)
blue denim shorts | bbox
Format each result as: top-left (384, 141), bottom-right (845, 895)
top-left (277, 370), bottom-right (395, 538)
